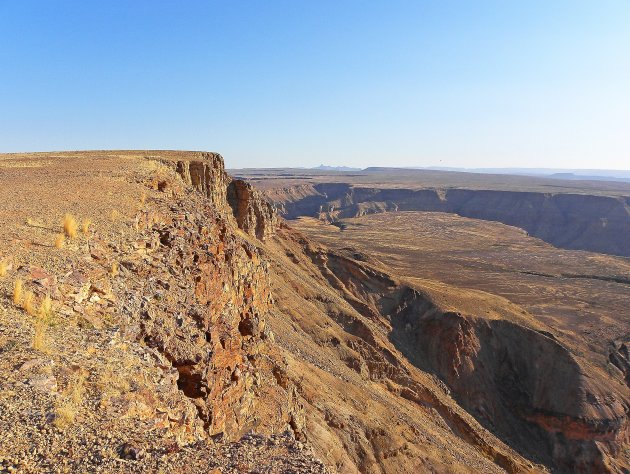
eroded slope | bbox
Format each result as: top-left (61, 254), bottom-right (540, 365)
top-left (265, 231), bottom-right (629, 472)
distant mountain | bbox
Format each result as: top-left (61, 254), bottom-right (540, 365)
top-left (547, 172), bottom-right (630, 183)
top-left (363, 166), bottom-right (630, 183)
top-left (313, 164), bottom-right (361, 171)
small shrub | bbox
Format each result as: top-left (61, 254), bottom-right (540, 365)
top-left (62, 214), bottom-right (78, 238)
top-left (81, 218), bottom-right (92, 235)
top-left (54, 233), bottom-right (65, 249)
top-left (39, 294), bottom-right (53, 320)
top-left (22, 290), bottom-right (35, 315)
top-left (71, 372), bottom-right (86, 405)
top-left (32, 317), bottom-right (47, 352)
top-left (13, 279), bottom-right (23, 305)
top-left (53, 400), bottom-right (75, 429)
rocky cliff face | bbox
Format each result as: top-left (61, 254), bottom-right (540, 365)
top-left (174, 154), bottom-right (277, 241)
top-left (166, 154), bottom-right (629, 472)
top-left (123, 153), bottom-right (299, 439)
top-left (265, 183), bottom-right (630, 257)
top-left (0, 150), bottom-right (328, 473)
top-left (227, 179), bottom-right (277, 241)
top-left (389, 288), bottom-right (629, 472)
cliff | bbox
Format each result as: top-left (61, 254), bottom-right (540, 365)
top-left (0, 151), bottom-right (321, 473)
top-left (286, 243), bottom-right (630, 472)
top-left (264, 183), bottom-right (630, 257)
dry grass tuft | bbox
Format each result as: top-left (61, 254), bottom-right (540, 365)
top-left (26, 217), bottom-right (45, 228)
top-left (81, 218), bottom-right (92, 235)
top-left (53, 371), bottom-right (87, 429)
top-left (110, 209), bottom-right (120, 221)
top-left (0, 260), bottom-right (8, 277)
top-left (62, 213), bottom-right (78, 238)
top-left (22, 290), bottom-right (35, 315)
top-left (54, 233), bottom-right (65, 249)
top-left (53, 400), bottom-right (76, 429)
top-left (32, 317), bottom-right (48, 352)
top-left (39, 294), bottom-right (53, 320)
top-left (140, 191), bottom-right (147, 206)
top-left (32, 295), bottom-right (53, 352)
top-left (111, 261), bottom-right (119, 277)
top-left (71, 372), bottom-right (86, 405)
top-left (13, 279), bottom-right (23, 305)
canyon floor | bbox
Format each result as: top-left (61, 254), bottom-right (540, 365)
top-left (1, 152), bottom-right (629, 473)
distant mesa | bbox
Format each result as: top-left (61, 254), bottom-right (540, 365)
top-left (359, 166), bottom-right (630, 183)
top-left (312, 164), bottom-right (361, 171)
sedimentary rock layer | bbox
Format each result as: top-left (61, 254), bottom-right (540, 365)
top-left (263, 182), bottom-right (630, 256)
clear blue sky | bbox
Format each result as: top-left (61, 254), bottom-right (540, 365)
top-left (1, 1), bottom-right (629, 169)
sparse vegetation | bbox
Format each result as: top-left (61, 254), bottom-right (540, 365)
top-left (26, 217), bottom-right (45, 228)
top-left (39, 294), bottom-right (53, 320)
top-left (13, 278), bottom-right (23, 305)
top-left (81, 218), bottom-right (92, 235)
top-left (63, 213), bottom-right (78, 238)
top-left (54, 233), bottom-right (65, 248)
top-left (53, 371), bottom-right (86, 429)
top-left (53, 399), bottom-right (76, 429)
top-left (111, 261), bottom-right (119, 277)
top-left (32, 317), bottom-right (47, 352)
top-left (110, 209), bottom-right (120, 221)
top-left (32, 294), bottom-right (53, 352)
top-left (0, 260), bottom-right (8, 277)
top-left (22, 290), bottom-right (35, 315)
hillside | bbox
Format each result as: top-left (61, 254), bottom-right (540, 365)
top-left (1, 152), bottom-right (628, 473)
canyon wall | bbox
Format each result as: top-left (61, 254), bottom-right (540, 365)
top-left (389, 287), bottom-right (629, 472)
top-left (265, 183), bottom-right (630, 257)
top-left (119, 153), bottom-right (302, 440)
top-left (142, 153), bottom-right (629, 472)
top-left (312, 250), bottom-right (630, 472)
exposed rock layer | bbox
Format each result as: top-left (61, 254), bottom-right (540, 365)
top-left (299, 246), bottom-right (630, 472)
top-left (263, 183), bottom-right (630, 256)
top-left (171, 154), bottom-right (629, 472)
top-left (120, 154), bottom-right (298, 439)
top-left (227, 179), bottom-right (277, 241)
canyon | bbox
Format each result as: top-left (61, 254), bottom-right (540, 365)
top-left (0, 152), bottom-right (628, 473)
top-left (235, 168), bottom-right (630, 257)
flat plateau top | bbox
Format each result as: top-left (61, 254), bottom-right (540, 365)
top-left (232, 166), bottom-right (630, 197)
top-left (0, 150), bottom-right (223, 165)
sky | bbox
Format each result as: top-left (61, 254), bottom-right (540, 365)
top-left (1, 1), bottom-right (629, 169)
